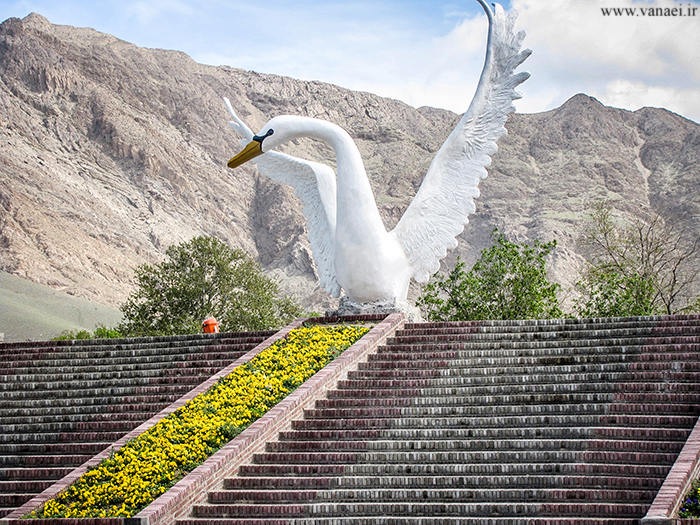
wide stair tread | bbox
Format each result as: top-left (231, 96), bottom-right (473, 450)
top-left (178, 519), bottom-right (640, 525)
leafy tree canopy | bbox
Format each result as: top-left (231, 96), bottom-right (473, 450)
top-left (418, 230), bottom-right (562, 322)
top-left (119, 236), bottom-right (302, 336)
top-left (575, 202), bottom-right (700, 318)
top-left (53, 325), bottom-right (123, 341)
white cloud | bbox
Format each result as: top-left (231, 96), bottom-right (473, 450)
top-left (597, 79), bottom-right (700, 121)
top-left (510, 0), bottom-right (700, 122)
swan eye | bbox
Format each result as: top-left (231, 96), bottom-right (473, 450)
top-left (253, 128), bottom-right (274, 144)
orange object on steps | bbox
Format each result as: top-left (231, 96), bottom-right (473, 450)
top-left (202, 317), bottom-right (220, 333)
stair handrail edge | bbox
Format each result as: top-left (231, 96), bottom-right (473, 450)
top-left (642, 412), bottom-right (700, 525)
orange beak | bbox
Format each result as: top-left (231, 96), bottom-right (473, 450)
top-left (228, 140), bottom-right (263, 169)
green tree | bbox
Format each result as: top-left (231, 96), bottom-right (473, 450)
top-left (418, 230), bottom-right (562, 322)
top-left (53, 324), bottom-right (123, 341)
top-left (575, 202), bottom-right (700, 317)
top-left (119, 236), bottom-right (302, 336)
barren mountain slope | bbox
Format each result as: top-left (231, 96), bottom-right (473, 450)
top-left (1, 13), bottom-right (698, 313)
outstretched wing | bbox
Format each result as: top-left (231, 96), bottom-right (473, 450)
top-left (224, 98), bottom-right (340, 296)
top-left (224, 97), bottom-right (255, 143)
top-left (391, 2), bottom-right (531, 283)
top-left (255, 152), bottom-right (340, 297)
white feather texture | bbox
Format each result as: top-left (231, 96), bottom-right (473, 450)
top-left (224, 0), bottom-right (530, 304)
top-left (391, 2), bottom-right (531, 283)
top-left (256, 152), bottom-right (341, 297)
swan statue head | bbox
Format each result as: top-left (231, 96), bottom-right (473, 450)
top-left (225, 0), bottom-right (531, 308)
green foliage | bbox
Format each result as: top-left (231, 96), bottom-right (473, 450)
top-left (574, 268), bottom-right (657, 318)
top-left (679, 480), bottom-right (700, 518)
top-left (575, 202), bottom-right (700, 318)
top-left (418, 230), bottom-right (562, 322)
top-left (118, 236), bottom-right (302, 336)
top-left (53, 324), bottom-right (123, 341)
top-left (93, 325), bottom-right (124, 339)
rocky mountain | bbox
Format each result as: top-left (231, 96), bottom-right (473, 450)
top-left (1, 13), bottom-right (699, 315)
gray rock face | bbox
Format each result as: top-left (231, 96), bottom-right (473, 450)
top-left (1, 13), bottom-right (699, 313)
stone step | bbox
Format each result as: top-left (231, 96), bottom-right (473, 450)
top-left (223, 474), bottom-right (664, 490)
top-left (382, 338), bottom-right (700, 354)
top-left (278, 426), bottom-right (691, 442)
top-left (189, 501), bottom-right (647, 518)
top-left (0, 338), bottom-right (264, 365)
top-left (363, 352), bottom-right (700, 368)
top-left (0, 493), bottom-right (34, 508)
top-left (329, 373), bottom-right (698, 397)
top-left (250, 450), bottom-right (678, 466)
top-left (0, 410), bottom-right (161, 426)
top-left (2, 401), bottom-right (171, 419)
top-left (0, 467), bottom-right (75, 481)
top-left (0, 480), bottom-right (54, 493)
top-left (386, 328), bottom-right (700, 346)
top-left (397, 319), bottom-right (700, 335)
top-left (316, 392), bottom-right (700, 408)
top-left (290, 414), bottom-right (696, 430)
top-left (306, 403), bottom-right (699, 418)
top-left (0, 430), bottom-right (128, 444)
top-left (0, 331), bottom-right (274, 353)
top-left (394, 324), bottom-right (700, 341)
top-left (0, 393), bottom-right (182, 410)
top-left (237, 462), bottom-right (671, 478)
top-left (348, 363), bottom-right (700, 381)
top-left (0, 442), bottom-right (108, 455)
top-left (0, 364), bottom-right (234, 384)
top-left (264, 439), bottom-right (683, 454)
top-left (0, 350), bottom-right (249, 374)
top-left (0, 374), bottom-right (213, 393)
top-left (326, 384), bottom-right (698, 401)
top-left (0, 454), bottom-right (92, 467)
top-left (614, 392), bottom-right (700, 403)
top-left (303, 404), bottom-right (614, 419)
top-left (0, 382), bottom-right (197, 401)
top-left (207, 487), bottom-right (657, 505)
top-left (3, 357), bottom-right (240, 377)
top-left (1, 419), bottom-right (143, 434)
top-left (177, 517), bottom-right (640, 525)
top-left (304, 402), bottom-right (700, 419)
top-left (403, 315), bottom-right (700, 329)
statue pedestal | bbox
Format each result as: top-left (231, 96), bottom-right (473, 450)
top-left (326, 296), bottom-right (422, 323)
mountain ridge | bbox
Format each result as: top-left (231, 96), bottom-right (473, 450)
top-left (1, 13), bottom-right (698, 315)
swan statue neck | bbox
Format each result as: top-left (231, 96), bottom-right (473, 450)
top-left (284, 117), bottom-right (385, 233)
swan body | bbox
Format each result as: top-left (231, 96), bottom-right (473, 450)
top-left (225, 0), bottom-right (531, 306)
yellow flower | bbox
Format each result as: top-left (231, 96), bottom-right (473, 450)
top-left (28, 324), bottom-right (368, 519)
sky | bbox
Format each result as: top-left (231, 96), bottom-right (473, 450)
top-left (0, 0), bottom-right (699, 123)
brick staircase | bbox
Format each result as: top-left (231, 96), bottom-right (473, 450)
top-left (175, 316), bottom-right (700, 525)
top-left (0, 330), bottom-right (275, 518)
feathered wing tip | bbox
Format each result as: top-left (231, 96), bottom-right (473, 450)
top-left (224, 97), bottom-right (254, 144)
top-left (391, 1), bottom-right (531, 284)
top-left (493, 6), bottom-right (532, 104)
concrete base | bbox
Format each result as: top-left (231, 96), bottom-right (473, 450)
top-left (326, 296), bottom-right (422, 323)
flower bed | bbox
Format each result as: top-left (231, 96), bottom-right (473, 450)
top-left (27, 324), bottom-right (368, 519)
top-left (680, 480), bottom-right (700, 518)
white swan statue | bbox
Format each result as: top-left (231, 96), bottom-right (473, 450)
top-left (225, 0), bottom-right (531, 309)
